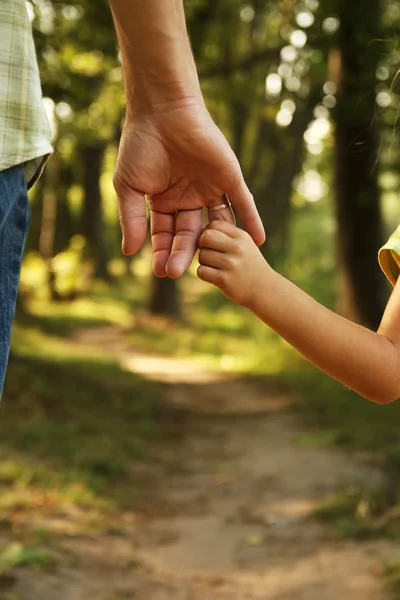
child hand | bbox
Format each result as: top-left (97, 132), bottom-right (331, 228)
top-left (197, 221), bottom-right (270, 308)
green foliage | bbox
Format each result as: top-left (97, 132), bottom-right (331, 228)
top-left (314, 485), bottom-right (395, 539)
top-left (0, 543), bottom-right (55, 575)
top-left (385, 559), bottom-right (400, 599)
top-left (0, 336), bottom-right (159, 523)
top-left (26, 0), bottom-right (400, 296)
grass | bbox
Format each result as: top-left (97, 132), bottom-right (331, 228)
top-left (0, 543), bottom-right (55, 575)
top-left (292, 371), bottom-right (400, 542)
top-left (1, 353), bottom-right (159, 499)
top-left (385, 559), bottom-right (400, 600)
top-left (0, 334), bottom-right (160, 573)
top-left (313, 483), bottom-right (400, 539)
top-left (0, 345), bottom-right (160, 584)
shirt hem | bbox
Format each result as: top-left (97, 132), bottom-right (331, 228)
top-left (0, 143), bottom-right (54, 173)
top-left (0, 143), bottom-right (53, 189)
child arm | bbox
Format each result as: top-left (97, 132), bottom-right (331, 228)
top-left (198, 221), bottom-right (400, 405)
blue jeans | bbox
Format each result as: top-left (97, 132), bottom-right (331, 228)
top-left (0, 165), bottom-right (30, 397)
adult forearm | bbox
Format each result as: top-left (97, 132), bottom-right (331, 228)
top-left (109, 0), bottom-right (202, 116)
top-left (250, 271), bottom-right (400, 404)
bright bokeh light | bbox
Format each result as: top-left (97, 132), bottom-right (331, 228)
top-left (322, 17), bottom-right (340, 34)
top-left (266, 73), bottom-right (282, 96)
top-left (296, 11), bottom-right (315, 28)
top-left (308, 141), bottom-right (324, 155)
top-left (323, 95), bottom-right (337, 109)
top-left (305, 0), bottom-right (319, 11)
top-left (286, 76), bottom-right (301, 92)
top-left (297, 170), bottom-right (327, 202)
top-left (280, 45), bottom-right (298, 62)
top-left (314, 105), bottom-right (329, 119)
top-left (290, 30), bottom-right (307, 49)
top-left (37, 0), bottom-right (55, 34)
top-left (376, 66), bottom-right (390, 81)
top-left (55, 102), bottom-right (73, 121)
top-left (276, 110), bottom-right (293, 127)
top-left (278, 63), bottom-right (292, 78)
top-left (240, 5), bottom-right (255, 23)
top-left (61, 5), bottom-right (81, 20)
top-left (376, 90), bottom-right (392, 107)
top-left (323, 81), bottom-right (337, 95)
top-left (281, 99), bottom-right (296, 114)
top-left (303, 117), bottom-right (331, 156)
top-left (304, 117), bottom-right (331, 144)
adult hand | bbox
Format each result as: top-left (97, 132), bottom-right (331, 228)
top-left (113, 99), bottom-right (265, 279)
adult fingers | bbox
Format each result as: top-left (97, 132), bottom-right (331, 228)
top-left (207, 195), bottom-right (236, 226)
top-left (115, 175), bottom-right (148, 255)
top-left (166, 208), bottom-right (203, 279)
top-left (150, 210), bottom-right (175, 278)
top-left (226, 176), bottom-right (265, 246)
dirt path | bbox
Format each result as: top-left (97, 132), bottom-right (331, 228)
top-left (12, 327), bottom-right (400, 599)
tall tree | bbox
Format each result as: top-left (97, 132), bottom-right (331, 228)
top-left (80, 142), bottom-right (111, 280)
top-left (333, 1), bottom-right (387, 328)
top-left (149, 276), bottom-right (181, 318)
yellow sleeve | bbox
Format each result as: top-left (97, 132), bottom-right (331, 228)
top-left (379, 226), bottom-right (400, 286)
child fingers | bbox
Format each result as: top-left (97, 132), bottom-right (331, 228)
top-left (199, 228), bottom-right (234, 251)
top-left (197, 265), bottom-right (223, 287)
top-left (207, 220), bottom-right (239, 238)
top-left (198, 248), bottom-right (227, 270)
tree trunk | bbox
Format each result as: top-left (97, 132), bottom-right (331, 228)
top-left (148, 275), bottom-right (181, 319)
top-left (256, 101), bottom-right (315, 266)
top-left (39, 153), bottom-right (60, 300)
top-left (80, 143), bottom-right (111, 281)
top-left (333, 1), bottom-right (386, 328)
top-left (54, 162), bottom-right (75, 255)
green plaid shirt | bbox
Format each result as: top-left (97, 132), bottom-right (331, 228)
top-left (0, 0), bottom-right (52, 188)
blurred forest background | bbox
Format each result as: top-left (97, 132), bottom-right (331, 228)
top-left (4, 0), bottom-right (400, 597)
top-left (20, 0), bottom-right (400, 325)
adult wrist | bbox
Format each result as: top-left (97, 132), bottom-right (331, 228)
top-left (125, 75), bottom-right (204, 119)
